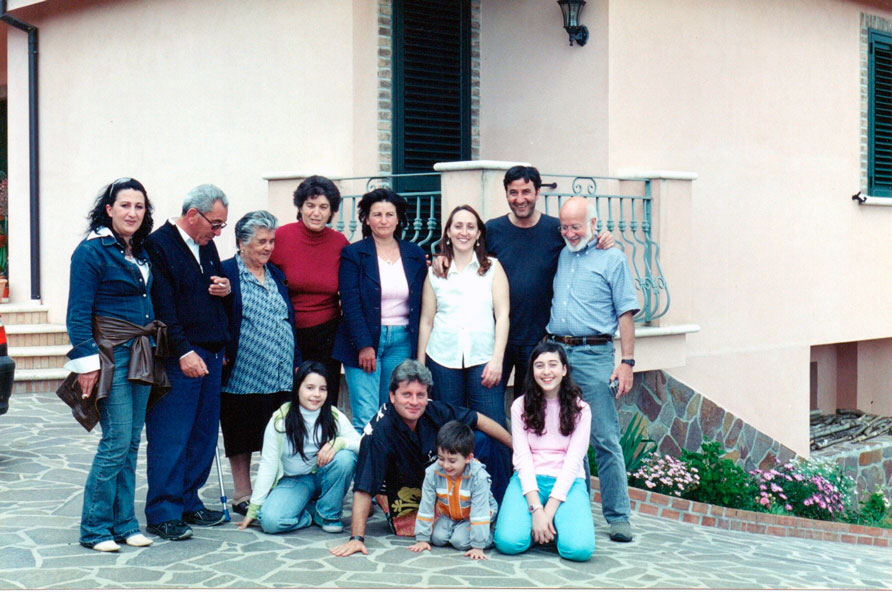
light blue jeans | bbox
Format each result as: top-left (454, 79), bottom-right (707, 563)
top-left (494, 474), bottom-right (594, 561)
top-left (344, 325), bottom-right (411, 432)
top-left (564, 342), bottom-right (631, 525)
top-left (80, 346), bottom-right (151, 546)
top-left (258, 449), bottom-right (357, 534)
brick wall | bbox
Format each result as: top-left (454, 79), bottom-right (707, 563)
top-left (592, 477), bottom-right (891, 548)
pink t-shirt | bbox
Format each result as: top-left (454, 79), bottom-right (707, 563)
top-left (379, 257), bottom-right (410, 326)
top-left (511, 395), bottom-right (591, 502)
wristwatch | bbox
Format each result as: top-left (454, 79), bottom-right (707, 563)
top-left (621, 358), bottom-right (635, 367)
top-left (528, 504), bottom-right (543, 514)
top-left (349, 535), bottom-right (365, 543)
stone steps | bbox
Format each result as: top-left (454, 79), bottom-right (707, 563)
top-left (1, 303), bottom-right (70, 393)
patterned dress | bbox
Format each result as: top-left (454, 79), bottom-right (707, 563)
top-left (224, 255), bottom-right (295, 395)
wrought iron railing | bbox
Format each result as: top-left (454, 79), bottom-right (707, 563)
top-left (541, 174), bottom-right (669, 324)
top-left (328, 173), bottom-right (442, 253)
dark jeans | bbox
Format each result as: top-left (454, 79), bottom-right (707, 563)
top-left (295, 317), bottom-right (342, 405)
top-left (426, 357), bottom-right (511, 503)
top-left (500, 341), bottom-right (539, 400)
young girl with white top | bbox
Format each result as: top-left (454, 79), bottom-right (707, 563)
top-left (494, 341), bottom-right (595, 561)
top-left (238, 361), bottom-right (360, 534)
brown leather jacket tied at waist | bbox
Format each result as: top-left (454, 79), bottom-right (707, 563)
top-left (56, 316), bottom-right (170, 432)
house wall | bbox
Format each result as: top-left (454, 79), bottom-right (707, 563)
top-left (478, 0), bottom-right (892, 454)
top-left (478, 0), bottom-right (610, 173)
top-left (5, 0), bottom-right (374, 321)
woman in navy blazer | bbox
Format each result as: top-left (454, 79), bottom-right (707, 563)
top-left (220, 210), bottom-right (301, 516)
top-left (332, 188), bottom-right (427, 432)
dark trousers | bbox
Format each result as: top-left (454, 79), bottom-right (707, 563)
top-left (295, 317), bottom-right (342, 405)
top-left (426, 357), bottom-right (511, 503)
top-left (144, 345), bottom-right (223, 525)
top-left (500, 341), bottom-right (539, 400)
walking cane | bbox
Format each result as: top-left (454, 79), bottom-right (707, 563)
top-left (214, 440), bottom-right (232, 522)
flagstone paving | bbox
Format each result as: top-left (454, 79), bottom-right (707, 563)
top-left (1, 391), bottom-right (890, 589)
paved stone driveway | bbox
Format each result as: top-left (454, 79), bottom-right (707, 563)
top-left (1, 391), bottom-right (890, 589)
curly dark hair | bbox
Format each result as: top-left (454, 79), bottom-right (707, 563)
top-left (521, 341), bottom-right (583, 437)
top-left (87, 177), bottom-right (153, 254)
top-left (358, 187), bottom-right (408, 239)
top-left (438, 205), bottom-right (491, 276)
top-left (293, 175), bottom-right (341, 219)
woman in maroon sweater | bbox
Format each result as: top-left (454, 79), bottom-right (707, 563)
top-left (269, 176), bottom-right (349, 403)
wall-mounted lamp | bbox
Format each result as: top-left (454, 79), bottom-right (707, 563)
top-left (557, 0), bottom-right (588, 46)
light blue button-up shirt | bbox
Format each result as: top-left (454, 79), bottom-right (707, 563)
top-left (546, 241), bottom-right (640, 337)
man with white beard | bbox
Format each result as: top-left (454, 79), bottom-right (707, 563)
top-left (544, 196), bottom-right (640, 543)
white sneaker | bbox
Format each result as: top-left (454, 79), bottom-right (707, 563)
top-left (92, 540), bottom-right (121, 552)
top-left (124, 533), bottom-right (153, 547)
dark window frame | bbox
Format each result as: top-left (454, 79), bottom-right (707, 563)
top-left (868, 28), bottom-right (892, 196)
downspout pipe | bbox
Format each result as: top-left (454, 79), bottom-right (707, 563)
top-left (0, 0), bottom-right (39, 300)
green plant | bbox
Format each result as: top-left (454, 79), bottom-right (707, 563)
top-left (842, 487), bottom-right (891, 527)
top-left (681, 440), bottom-right (759, 511)
top-left (589, 412), bottom-right (656, 476)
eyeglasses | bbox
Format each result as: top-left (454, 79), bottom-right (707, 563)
top-left (559, 223), bottom-right (586, 233)
top-left (197, 210), bottom-right (228, 230)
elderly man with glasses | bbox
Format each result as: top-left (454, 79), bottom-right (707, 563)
top-left (142, 184), bottom-right (231, 541)
top-left (545, 196), bottom-right (640, 544)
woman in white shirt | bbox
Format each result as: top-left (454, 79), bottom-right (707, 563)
top-left (417, 204), bottom-right (511, 499)
top-left (238, 361), bottom-right (360, 534)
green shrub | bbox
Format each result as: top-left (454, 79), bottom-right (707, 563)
top-left (843, 488), bottom-right (891, 527)
top-left (681, 440), bottom-right (759, 511)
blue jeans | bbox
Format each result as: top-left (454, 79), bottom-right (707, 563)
top-left (145, 345), bottom-right (223, 525)
top-left (564, 342), bottom-right (630, 524)
top-left (426, 357), bottom-right (511, 503)
top-left (258, 450), bottom-right (357, 534)
top-left (344, 325), bottom-right (411, 432)
top-left (80, 346), bottom-right (151, 546)
top-left (494, 474), bottom-right (594, 561)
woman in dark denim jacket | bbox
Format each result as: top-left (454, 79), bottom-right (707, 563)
top-left (65, 178), bottom-right (157, 552)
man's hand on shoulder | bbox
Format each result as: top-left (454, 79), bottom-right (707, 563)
top-left (330, 538), bottom-right (368, 557)
top-left (596, 230), bottom-right (615, 250)
top-left (430, 255), bottom-right (449, 278)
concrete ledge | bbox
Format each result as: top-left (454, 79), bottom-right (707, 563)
top-left (592, 477), bottom-right (891, 547)
top-left (433, 160), bottom-right (530, 172)
top-left (262, 172), bottom-right (339, 181)
top-left (615, 169), bottom-right (699, 181)
top-left (853, 195), bottom-right (892, 207)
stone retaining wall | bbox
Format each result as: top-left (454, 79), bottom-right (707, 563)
top-left (592, 478), bottom-right (891, 548)
top-left (619, 371), bottom-right (798, 471)
top-left (812, 435), bottom-right (892, 501)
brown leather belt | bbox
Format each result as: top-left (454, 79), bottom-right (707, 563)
top-left (545, 333), bottom-right (613, 346)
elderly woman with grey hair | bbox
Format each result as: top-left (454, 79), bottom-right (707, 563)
top-left (221, 210), bottom-right (302, 516)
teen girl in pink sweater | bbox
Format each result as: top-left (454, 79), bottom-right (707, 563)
top-left (493, 341), bottom-right (595, 561)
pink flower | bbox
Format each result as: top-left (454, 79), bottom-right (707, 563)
top-left (784, 504), bottom-right (792, 511)
top-left (759, 497), bottom-right (770, 506)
